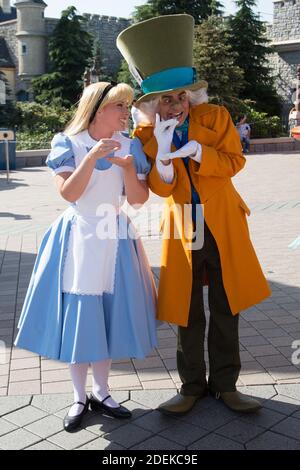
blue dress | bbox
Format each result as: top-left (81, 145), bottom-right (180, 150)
top-left (15, 130), bottom-right (158, 363)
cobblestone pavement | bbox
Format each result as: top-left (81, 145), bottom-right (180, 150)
top-left (0, 152), bottom-right (300, 449)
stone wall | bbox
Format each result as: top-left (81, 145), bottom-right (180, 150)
top-left (271, 0), bottom-right (300, 41)
top-left (45, 15), bottom-right (131, 77)
top-left (267, 1), bottom-right (300, 123)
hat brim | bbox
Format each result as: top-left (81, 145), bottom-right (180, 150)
top-left (134, 80), bottom-right (208, 108)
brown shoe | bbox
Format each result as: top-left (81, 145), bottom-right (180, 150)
top-left (216, 391), bottom-right (262, 413)
top-left (157, 393), bottom-right (202, 416)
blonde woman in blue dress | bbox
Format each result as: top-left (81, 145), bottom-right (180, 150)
top-left (15, 82), bottom-right (157, 431)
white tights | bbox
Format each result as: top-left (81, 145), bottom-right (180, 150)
top-left (68, 359), bottom-right (119, 417)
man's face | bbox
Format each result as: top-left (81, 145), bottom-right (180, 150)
top-left (158, 90), bottom-right (190, 126)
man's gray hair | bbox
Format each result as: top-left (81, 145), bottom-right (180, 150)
top-left (135, 88), bottom-right (209, 126)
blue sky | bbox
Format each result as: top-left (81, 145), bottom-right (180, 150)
top-left (19, 1), bottom-right (275, 22)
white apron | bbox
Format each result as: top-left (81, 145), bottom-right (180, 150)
top-left (62, 130), bottom-right (131, 296)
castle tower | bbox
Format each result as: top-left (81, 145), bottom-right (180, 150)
top-left (0, 0), bottom-right (11, 14)
top-left (15, 0), bottom-right (47, 93)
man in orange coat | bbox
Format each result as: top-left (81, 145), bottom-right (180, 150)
top-left (117, 14), bottom-right (271, 415)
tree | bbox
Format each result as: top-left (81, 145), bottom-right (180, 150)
top-left (133, 0), bottom-right (224, 24)
top-left (228, 0), bottom-right (281, 115)
top-left (32, 6), bottom-right (93, 106)
top-left (193, 16), bottom-right (244, 113)
top-left (0, 72), bottom-right (19, 127)
top-left (92, 40), bottom-right (112, 82)
top-left (117, 60), bottom-right (141, 96)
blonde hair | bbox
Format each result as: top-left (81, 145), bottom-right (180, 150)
top-left (64, 82), bottom-right (134, 136)
top-left (136, 88), bottom-right (209, 126)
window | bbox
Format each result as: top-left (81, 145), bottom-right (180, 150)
top-left (21, 44), bottom-right (27, 55)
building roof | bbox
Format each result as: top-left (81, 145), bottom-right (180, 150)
top-left (0, 37), bottom-right (15, 68)
top-left (15, 1), bottom-right (47, 5)
top-left (0, 6), bottom-right (17, 22)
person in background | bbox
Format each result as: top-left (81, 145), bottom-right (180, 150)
top-left (236, 115), bottom-right (251, 153)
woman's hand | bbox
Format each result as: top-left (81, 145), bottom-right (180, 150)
top-left (106, 154), bottom-right (134, 170)
top-left (88, 138), bottom-right (121, 161)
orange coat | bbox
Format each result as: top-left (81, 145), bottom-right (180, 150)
top-left (134, 103), bottom-right (271, 326)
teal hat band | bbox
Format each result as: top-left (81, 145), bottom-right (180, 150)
top-left (141, 67), bottom-right (197, 94)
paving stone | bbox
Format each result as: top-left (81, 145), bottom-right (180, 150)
top-left (159, 422), bottom-right (208, 446)
top-left (180, 403), bottom-right (236, 431)
top-left (276, 384), bottom-right (300, 401)
top-left (256, 354), bottom-right (290, 368)
top-left (0, 417), bottom-right (17, 437)
top-left (194, 432), bottom-right (246, 450)
top-left (132, 435), bottom-right (184, 450)
top-left (0, 428), bottom-right (41, 450)
top-left (239, 373), bottom-right (274, 385)
top-left (237, 385), bottom-right (277, 401)
top-left (131, 389), bottom-right (176, 409)
top-left (41, 380), bottom-right (73, 394)
top-left (4, 405), bottom-right (47, 427)
top-left (25, 415), bottom-right (63, 438)
top-left (48, 429), bottom-right (97, 450)
top-left (142, 379), bottom-right (176, 389)
top-left (137, 368), bottom-right (170, 382)
top-left (77, 437), bottom-right (125, 450)
top-left (270, 416), bottom-right (300, 441)
top-left (215, 418), bottom-right (264, 444)
top-left (104, 423), bottom-right (152, 448)
top-left (83, 411), bottom-right (128, 436)
top-left (0, 395), bottom-right (31, 417)
top-left (269, 366), bottom-right (300, 381)
top-left (246, 430), bottom-right (300, 450)
top-left (9, 368), bottom-right (40, 382)
top-left (10, 357), bottom-right (40, 370)
top-left (237, 407), bottom-right (286, 429)
top-left (240, 361), bottom-right (266, 375)
top-left (31, 393), bottom-right (73, 414)
top-left (133, 410), bottom-right (177, 433)
top-left (8, 380), bottom-right (40, 396)
top-left (120, 400), bottom-right (150, 421)
top-left (263, 394), bottom-right (300, 415)
top-left (246, 345), bottom-right (280, 357)
top-left (26, 440), bottom-right (64, 450)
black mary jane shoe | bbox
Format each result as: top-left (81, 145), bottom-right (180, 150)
top-left (89, 393), bottom-right (132, 419)
top-left (63, 397), bottom-right (89, 432)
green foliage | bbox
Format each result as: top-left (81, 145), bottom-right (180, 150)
top-left (117, 60), bottom-right (142, 97)
top-left (193, 16), bottom-right (244, 111)
top-left (227, 0), bottom-right (281, 116)
top-left (133, 0), bottom-right (224, 24)
top-left (232, 101), bottom-right (284, 138)
top-left (32, 6), bottom-right (93, 106)
top-left (92, 40), bottom-right (113, 82)
top-left (15, 102), bottom-right (73, 150)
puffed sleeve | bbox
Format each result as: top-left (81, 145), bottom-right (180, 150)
top-left (130, 137), bottom-right (151, 180)
top-left (46, 133), bottom-right (75, 175)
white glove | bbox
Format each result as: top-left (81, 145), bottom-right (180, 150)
top-left (154, 113), bottom-right (178, 157)
top-left (159, 140), bottom-right (202, 162)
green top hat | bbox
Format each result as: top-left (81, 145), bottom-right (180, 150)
top-left (117, 14), bottom-right (207, 107)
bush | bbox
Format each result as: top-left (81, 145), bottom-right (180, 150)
top-left (232, 103), bottom-right (285, 138)
top-left (15, 102), bottom-right (73, 150)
